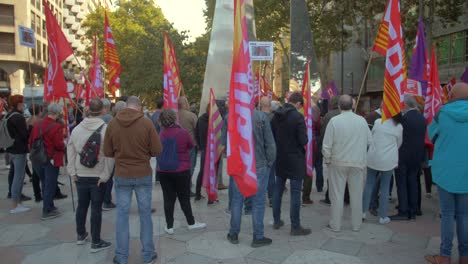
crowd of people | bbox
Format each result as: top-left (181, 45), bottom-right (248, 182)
top-left (1, 82), bottom-right (467, 264)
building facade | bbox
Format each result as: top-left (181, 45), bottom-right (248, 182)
top-left (0, 0), bottom-right (112, 97)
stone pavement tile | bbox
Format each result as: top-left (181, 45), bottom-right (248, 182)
top-left (426, 236), bottom-right (459, 259)
top-left (166, 252), bottom-right (219, 264)
top-left (358, 242), bottom-right (428, 264)
top-left (245, 258), bottom-right (271, 264)
top-left (22, 242), bottom-right (108, 264)
top-left (323, 223), bottom-right (393, 245)
top-left (386, 217), bottom-right (440, 237)
top-left (247, 243), bottom-right (294, 264)
top-left (187, 231), bottom-right (254, 259)
top-left (156, 236), bottom-right (187, 264)
top-left (390, 232), bottom-right (430, 249)
top-left (0, 246), bottom-right (25, 263)
top-left (283, 249), bottom-right (364, 264)
top-left (0, 223), bottom-right (50, 247)
top-left (321, 238), bottom-right (363, 256)
top-left (0, 206), bottom-right (42, 225)
top-left (288, 230), bottom-right (330, 250)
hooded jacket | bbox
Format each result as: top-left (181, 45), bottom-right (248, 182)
top-left (429, 100), bottom-right (468, 193)
top-left (6, 110), bottom-right (29, 154)
top-left (67, 117), bottom-right (114, 181)
top-left (103, 108), bottom-right (162, 178)
top-left (195, 113), bottom-right (209, 150)
top-left (271, 103), bottom-right (308, 179)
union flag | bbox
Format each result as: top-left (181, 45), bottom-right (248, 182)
top-left (163, 33), bottom-right (183, 112)
top-left (104, 12), bottom-right (121, 97)
top-left (301, 62), bottom-right (313, 178)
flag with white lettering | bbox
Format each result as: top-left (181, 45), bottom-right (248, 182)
top-left (301, 62), bottom-right (313, 178)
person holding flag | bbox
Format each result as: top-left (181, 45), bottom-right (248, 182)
top-left (227, 108), bottom-right (276, 247)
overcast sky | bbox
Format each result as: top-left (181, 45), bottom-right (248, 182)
top-left (155, 0), bottom-right (207, 42)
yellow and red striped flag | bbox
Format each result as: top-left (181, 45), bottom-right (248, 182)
top-left (163, 33), bottom-right (184, 112)
top-left (202, 88), bottom-right (225, 202)
top-left (442, 77), bottom-right (456, 104)
top-left (373, 0), bottom-right (407, 122)
top-left (301, 61), bottom-right (313, 178)
top-left (104, 12), bottom-right (121, 97)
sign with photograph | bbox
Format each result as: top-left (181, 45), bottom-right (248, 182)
top-left (18, 25), bottom-right (36, 49)
top-left (249, 41), bottom-right (274, 61)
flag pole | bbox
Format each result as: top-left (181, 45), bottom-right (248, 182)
top-left (27, 48), bottom-right (35, 115)
top-left (72, 54), bottom-right (99, 98)
top-left (354, 53), bottom-right (373, 113)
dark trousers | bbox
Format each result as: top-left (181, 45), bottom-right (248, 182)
top-left (325, 180), bottom-right (349, 203)
top-left (195, 150), bottom-right (205, 196)
top-left (302, 175), bottom-right (313, 201)
top-left (32, 169), bottom-right (42, 200)
top-left (423, 168), bottom-right (432, 193)
top-left (159, 170), bottom-right (195, 228)
top-left (395, 162), bottom-right (420, 217)
top-left (75, 176), bottom-right (105, 244)
top-left (103, 173), bottom-right (114, 204)
top-left (267, 161), bottom-right (276, 201)
top-left (315, 153), bottom-right (324, 192)
top-left (8, 161), bottom-right (14, 195)
top-left (34, 162), bottom-right (59, 214)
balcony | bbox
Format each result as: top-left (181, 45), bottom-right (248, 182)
top-left (0, 15), bottom-right (14, 27)
top-left (71, 5), bottom-right (80, 13)
top-left (72, 39), bottom-right (80, 48)
top-left (77, 29), bottom-right (85, 36)
top-left (77, 0), bottom-right (85, 3)
top-left (71, 23), bottom-right (80, 30)
top-left (65, 16), bottom-right (75, 25)
top-left (0, 44), bottom-right (15, 54)
top-left (76, 12), bottom-right (85, 20)
top-left (65, 0), bottom-right (75, 6)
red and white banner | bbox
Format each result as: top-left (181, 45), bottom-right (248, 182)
top-left (90, 36), bottom-right (104, 98)
top-left (104, 13), bottom-right (121, 97)
top-left (163, 33), bottom-right (183, 112)
top-left (301, 62), bottom-right (313, 178)
top-left (424, 46), bottom-right (442, 125)
top-left (227, 0), bottom-right (257, 198)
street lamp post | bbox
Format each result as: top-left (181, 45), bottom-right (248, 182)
top-left (346, 72), bottom-right (354, 95)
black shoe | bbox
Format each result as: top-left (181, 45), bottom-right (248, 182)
top-left (290, 227), bottom-right (312, 236)
top-left (207, 200), bottom-right (219, 205)
top-left (190, 191), bottom-right (196, 198)
top-left (91, 240), bottom-right (112, 253)
top-left (268, 200), bottom-right (273, 208)
top-left (320, 199), bottom-right (331, 206)
top-left (77, 232), bottom-right (88, 245)
top-left (54, 193), bottom-right (68, 200)
top-left (144, 253), bottom-right (158, 264)
top-left (151, 208), bottom-right (156, 214)
top-left (103, 202), bottom-right (116, 211)
top-left (21, 194), bottom-right (32, 201)
top-left (113, 257), bottom-right (120, 264)
top-left (390, 214), bottom-right (409, 221)
top-left (35, 197), bottom-right (42, 203)
top-left (195, 194), bottom-right (205, 201)
top-left (370, 208), bottom-right (378, 217)
top-left (416, 210), bottom-right (423, 216)
top-left (7, 193), bottom-right (11, 199)
top-left (244, 210), bottom-right (252, 215)
top-left (251, 237), bottom-right (272, 248)
top-left (41, 210), bottom-right (61, 220)
top-left (273, 220), bottom-right (284, 230)
top-left (227, 233), bottom-right (239, 244)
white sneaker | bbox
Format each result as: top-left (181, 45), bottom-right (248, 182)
top-left (379, 217), bottom-right (391, 224)
top-left (188, 222), bottom-right (207, 230)
top-left (164, 226), bottom-right (174, 235)
top-left (362, 213), bottom-right (367, 220)
top-left (10, 205), bottom-right (30, 214)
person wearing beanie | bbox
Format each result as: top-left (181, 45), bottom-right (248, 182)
top-left (6, 95), bottom-right (31, 214)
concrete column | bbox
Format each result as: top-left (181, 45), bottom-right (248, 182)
top-left (9, 68), bottom-right (25, 95)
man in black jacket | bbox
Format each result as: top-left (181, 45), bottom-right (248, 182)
top-left (6, 95), bottom-right (30, 214)
top-left (271, 92), bottom-right (311, 236)
top-left (391, 96), bottom-right (426, 221)
top-left (194, 107), bottom-right (209, 201)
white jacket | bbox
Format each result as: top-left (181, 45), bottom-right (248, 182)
top-left (367, 118), bottom-right (403, 171)
top-left (322, 111), bottom-right (372, 168)
top-left (67, 117), bottom-right (114, 181)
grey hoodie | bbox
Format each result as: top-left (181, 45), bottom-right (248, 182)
top-left (67, 117), bottom-right (114, 181)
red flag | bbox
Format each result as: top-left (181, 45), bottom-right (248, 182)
top-left (442, 77), bottom-right (456, 104)
top-left (104, 13), bottom-right (121, 97)
top-left (252, 71), bottom-right (264, 107)
top-left (203, 89), bottom-right (225, 202)
top-left (163, 33), bottom-right (183, 112)
top-left (90, 36), bottom-right (104, 98)
top-left (43, 0), bottom-right (73, 101)
top-left (375, 0), bottom-right (407, 122)
top-left (301, 62), bottom-right (313, 178)
top-left (227, 0), bottom-right (257, 198)
top-left (424, 46), bottom-right (442, 125)
top-left (261, 76), bottom-right (276, 100)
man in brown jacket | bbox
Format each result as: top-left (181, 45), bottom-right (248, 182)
top-left (104, 96), bottom-right (162, 264)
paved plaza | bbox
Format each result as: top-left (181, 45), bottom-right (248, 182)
top-left (0, 154), bottom-right (452, 264)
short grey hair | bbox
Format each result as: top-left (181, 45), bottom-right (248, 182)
top-left (126, 96), bottom-right (141, 108)
top-left (101, 98), bottom-right (111, 110)
top-left (338, 95), bottom-right (353, 111)
top-left (47, 103), bottom-right (62, 115)
top-left (114, 101), bottom-right (126, 113)
top-left (404, 95), bottom-right (419, 109)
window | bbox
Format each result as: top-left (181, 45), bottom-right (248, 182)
top-left (36, 40), bottom-right (42, 61)
top-left (43, 43), bottom-right (47, 62)
top-left (30, 11), bottom-right (36, 31)
top-left (0, 4), bottom-right (15, 26)
top-left (31, 0), bottom-right (35, 7)
top-left (435, 35), bottom-right (450, 65)
top-left (42, 19), bottom-right (46, 38)
top-left (36, 14), bottom-right (41, 36)
top-left (368, 58), bottom-right (385, 80)
top-left (36, 0), bottom-right (40, 10)
top-left (451, 32), bottom-right (464, 64)
top-left (0, 33), bottom-right (15, 54)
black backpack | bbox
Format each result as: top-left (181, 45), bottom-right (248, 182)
top-left (79, 124), bottom-right (104, 168)
top-left (30, 122), bottom-right (55, 165)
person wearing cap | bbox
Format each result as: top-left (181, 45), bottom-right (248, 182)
top-left (6, 95), bottom-right (30, 214)
top-left (425, 83), bottom-right (468, 264)
top-left (29, 103), bottom-right (66, 220)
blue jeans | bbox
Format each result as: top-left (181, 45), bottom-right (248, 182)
top-left (362, 168), bottom-right (393, 218)
top-left (272, 176), bottom-right (303, 230)
top-left (33, 162), bottom-right (59, 214)
top-left (438, 186), bottom-right (468, 257)
top-left (114, 176), bottom-right (155, 264)
top-left (189, 147), bottom-right (197, 179)
top-left (9, 153), bottom-right (27, 202)
top-left (229, 166), bottom-right (269, 240)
